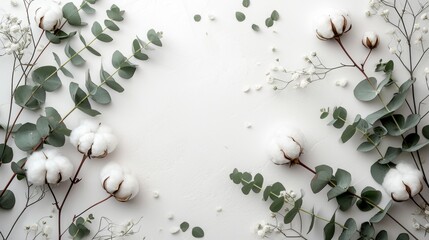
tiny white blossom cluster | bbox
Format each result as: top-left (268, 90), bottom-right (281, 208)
top-left (0, 14), bottom-right (31, 56)
top-left (70, 119), bottom-right (118, 158)
top-left (382, 162), bottom-right (423, 202)
top-left (25, 216), bottom-right (53, 238)
top-left (267, 127), bottom-right (306, 165)
top-left (100, 162), bottom-right (140, 202)
top-left (255, 222), bottom-right (276, 238)
top-left (365, 0), bottom-right (388, 19)
top-left (25, 149), bottom-right (74, 186)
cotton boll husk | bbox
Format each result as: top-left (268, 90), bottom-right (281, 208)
top-left (77, 133), bottom-right (95, 153)
top-left (54, 156), bottom-right (74, 182)
top-left (91, 134), bottom-right (108, 157)
top-left (114, 174), bottom-right (140, 201)
top-left (25, 153), bottom-right (46, 186)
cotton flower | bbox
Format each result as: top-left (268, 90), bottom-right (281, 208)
top-left (35, 3), bottom-right (63, 31)
top-left (100, 163), bottom-right (140, 202)
top-left (25, 149), bottom-right (74, 186)
top-left (315, 10), bottom-right (352, 40)
top-left (362, 32), bottom-right (379, 49)
top-left (382, 162), bottom-right (423, 202)
top-left (267, 127), bottom-right (306, 165)
top-left (70, 119), bottom-right (118, 158)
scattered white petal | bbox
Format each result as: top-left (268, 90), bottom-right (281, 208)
top-left (169, 227), bottom-right (180, 234)
top-left (254, 84), bottom-right (262, 91)
top-left (335, 78), bottom-right (348, 87)
top-left (242, 85), bottom-right (251, 93)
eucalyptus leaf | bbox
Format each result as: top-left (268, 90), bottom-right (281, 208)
top-left (180, 222), bottom-right (189, 232)
top-left (63, 2), bottom-right (85, 26)
top-left (339, 218), bottom-right (357, 240)
top-left (270, 196), bottom-right (284, 212)
top-left (107, 4), bottom-right (124, 22)
top-left (323, 212), bottom-right (336, 240)
top-left (354, 77), bottom-right (378, 101)
top-left (147, 29), bottom-right (162, 47)
top-left (32, 66), bottom-right (62, 92)
top-left (14, 123), bottom-right (42, 151)
top-left (284, 198), bottom-right (302, 224)
top-left (370, 200), bottom-right (392, 223)
top-left (104, 19), bottom-right (119, 31)
top-left (251, 24), bottom-right (260, 32)
top-left (235, 12), bottom-right (246, 22)
top-left (192, 227), bottom-right (204, 238)
top-left (271, 10), bottom-right (280, 21)
top-left (336, 187), bottom-right (357, 211)
top-left (310, 165), bottom-right (333, 193)
top-left (0, 144), bottom-right (13, 164)
top-left (242, 0), bottom-right (250, 7)
top-left (0, 190), bottom-right (15, 209)
top-left (65, 42), bottom-right (86, 66)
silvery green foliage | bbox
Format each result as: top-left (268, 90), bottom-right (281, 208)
top-left (0, 0), bottom-right (163, 239)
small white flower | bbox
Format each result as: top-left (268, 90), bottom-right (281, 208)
top-left (389, 47), bottom-right (397, 54)
top-left (291, 72), bottom-right (300, 81)
top-left (364, 10), bottom-right (372, 17)
top-left (335, 78), bottom-right (348, 87)
top-left (310, 51), bottom-right (317, 57)
top-left (35, 3), bottom-right (63, 31)
top-left (100, 163), bottom-right (140, 202)
top-left (414, 23), bottom-right (421, 31)
top-left (266, 75), bottom-right (274, 84)
top-left (413, 222), bottom-right (420, 230)
top-left (70, 119), bottom-right (118, 158)
top-left (424, 67), bottom-right (429, 74)
top-left (379, 9), bottom-right (389, 18)
top-left (42, 225), bottom-right (52, 235)
top-left (315, 10), bottom-right (352, 40)
top-left (267, 127), bottom-right (306, 165)
top-left (382, 162), bottom-right (423, 202)
top-left (362, 31), bottom-right (379, 49)
top-left (25, 149), bottom-right (74, 186)
top-left (299, 79), bottom-right (310, 88)
top-left (421, 13), bottom-right (428, 20)
top-left (10, 0), bottom-right (18, 6)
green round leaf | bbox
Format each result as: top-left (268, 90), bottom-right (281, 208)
top-left (265, 17), bottom-right (273, 27)
top-left (242, 0), bottom-right (250, 8)
top-left (271, 10), bottom-right (280, 21)
top-left (194, 14), bottom-right (201, 22)
top-left (192, 227), bottom-right (204, 238)
top-left (354, 77), bottom-right (378, 102)
top-left (0, 144), bottom-right (13, 164)
top-left (14, 123), bottom-right (42, 151)
top-left (251, 24), bottom-right (260, 32)
top-left (339, 218), bottom-right (357, 240)
top-left (0, 190), bottom-right (16, 209)
top-left (180, 222), bottom-right (189, 232)
top-left (235, 11), bottom-right (246, 22)
top-left (375, 230), bottom-right (388, 240)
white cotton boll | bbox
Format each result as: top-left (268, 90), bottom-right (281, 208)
top-left (315, 14), bottom-right (335, 39)
top-left (70, 124), bottom-right (93, 147)
top-left (401, 174), bottom-right (423, 196)
top-left (45, 160), bottom-right (61, 184)
top-left (103, 133), bottom-right (118, 153)
top-left (267, 127), bottom-right (305, 165)
top-left (26, 153), bottom-right (47, 186)
top-left (100, 163), bottom-right (124, 194)
top-left (91, 134), bottom-right (108, 157)
top-left (34, 3), bottom-right (62, 31)
top-left (77, 133), bottom-right (95, 154)
top-left (396, 162), bottom-right (419, 175)
top-left (362, 31), bottom-right (379, 49)
top-left (54, 156), bottom-right (74, 182)
top-left (277, 136), bottom-right (302, 159)
top-left (382, 169), bottom-right (409, 201)
top-left (268, 138), bottom-right (290, 165)
top-left (114, 174), bottom-right (139, 201)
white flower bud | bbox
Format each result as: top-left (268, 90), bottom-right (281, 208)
top-left (362, 31), bottom-right (379, 49)
top-left (267, 127), bottom-right (305, 165)
top-left (421, 13), bottom-right (428, 20)
top-left (70, 119), bottom-right (118, 158)
top-left (100, 163), bottom-right (140, 202)
top-left (315, 10), bottom-right (352, 40)
top-left (35, 4), bottom-right (63, 31)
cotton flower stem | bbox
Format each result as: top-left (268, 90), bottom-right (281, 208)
top-left (362, 49), bottom-right (372, 69)
top-left (72, 195), bottom-right (113, 222)
top-left (53, 154), bottom-right (88, 240)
